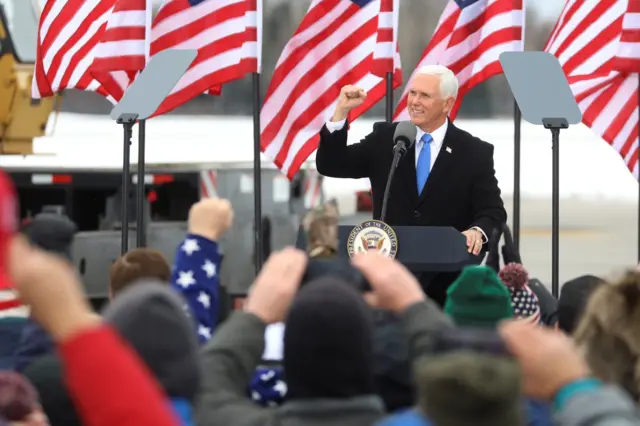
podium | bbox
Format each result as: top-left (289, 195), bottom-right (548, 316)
top-left (295, 225), bottom-right (481, 272)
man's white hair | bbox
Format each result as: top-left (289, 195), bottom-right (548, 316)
top-left (416, 65), bottom-right (459, 99)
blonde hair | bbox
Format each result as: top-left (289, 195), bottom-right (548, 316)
top-left (573, 270), bottom-right (640, 401)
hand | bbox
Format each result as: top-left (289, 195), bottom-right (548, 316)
top-left (12, 409), bottom-right (49, 426)
top-left (332, 85), bottom-right (367, 121)
top-left (244, 248), bottom-right (307, 324)
top-left (499, 320), bottom-right (591, 401)
top-left (7, 236), bottom-right (99, 342)
top-left (462, 228), bottom-right (483, 255)
top-left (351, 252), bottom-right (425, 313)
top-left (188, 198), bottom-right (234, 241)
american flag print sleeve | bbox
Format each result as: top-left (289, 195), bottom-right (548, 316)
top-left (170, 234), bottom-right (221, 344)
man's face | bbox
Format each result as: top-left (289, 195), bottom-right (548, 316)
top-left (407, 74), bottom-right (454, 129)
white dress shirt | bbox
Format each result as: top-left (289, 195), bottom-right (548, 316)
top-left (324, 118), bottom-right (487, 242)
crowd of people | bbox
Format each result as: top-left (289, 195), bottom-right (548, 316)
top-left (0, 168), bottom-right (639, 426)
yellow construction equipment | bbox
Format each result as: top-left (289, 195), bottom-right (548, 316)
top-left (0, 0), bottom-right (57, 155)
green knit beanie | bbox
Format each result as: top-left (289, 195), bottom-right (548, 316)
top-left (444, 265), bottom-right (514, 328)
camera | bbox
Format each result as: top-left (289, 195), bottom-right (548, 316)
top-left (300, 257), bottom-right (371, 292)
top-left (425, 328), bottom-right (510, 357)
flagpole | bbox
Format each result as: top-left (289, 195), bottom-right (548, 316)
top-left (135, 0), bottom-right (152, 249)
top-left (513, 99), bottom-right (521, 250)
top-left (252, 72), bottom-right (263, 273)
top-left (385, 72), bottom-right (394, 122)
top-left (136, 119), bottom-right (146, 247)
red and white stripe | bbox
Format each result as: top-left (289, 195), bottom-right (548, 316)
top-left (260, 0), bottom-right (402, 179)
top-left (614, 0), bottom-right (640, 72)
top-left (200, 170), bottom-right (218, 198)
top-left (33, 0), bottom-right (119, 102)
top-left (393, 0), bottom-right (524, 122)
top-left (304, 170), bottom-right (324, 209)
top-left (90, 0), bottom-right (151, 102)
top-left (150, 0), bottom-right (261, 117)
top-left (545, 0), bottom-right (639, 178)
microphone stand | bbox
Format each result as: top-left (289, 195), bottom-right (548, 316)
top-left (380, 140), bottom-right (409, 222)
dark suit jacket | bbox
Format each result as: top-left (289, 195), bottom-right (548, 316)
top-left (315, 119), bottom-right (507, 304)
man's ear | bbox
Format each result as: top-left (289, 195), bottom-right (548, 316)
top-left (443, 97), bottom-right (455, 114)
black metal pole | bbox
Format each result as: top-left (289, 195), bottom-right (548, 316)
top-left (385, 72), bottom-right (394, 122)
top-left (120, 122), bottom-right (133, 255)
top-left (513, 100), bottom-right (521, 250)
top-left (252, 72), bottom-right (263, 272)
top-left (551, 127), bottom-right (560, 298)
top-left (136, 119), bottom-right (147, 248)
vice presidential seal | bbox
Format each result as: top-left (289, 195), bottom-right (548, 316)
top-left (347, 220), bottom-right (398, 258)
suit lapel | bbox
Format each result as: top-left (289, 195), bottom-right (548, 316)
top-left (416, 124), bottom-right (457, 207)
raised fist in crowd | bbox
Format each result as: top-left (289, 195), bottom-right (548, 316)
top-left (332, 85), bottom-right (367, 122)
top-left (188, 198), bottom-right (234, 241)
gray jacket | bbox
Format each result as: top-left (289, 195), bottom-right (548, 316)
top-left (195, 299), bottom-right (452, 426)
top-left (556, 385), bottom-right (640, 426)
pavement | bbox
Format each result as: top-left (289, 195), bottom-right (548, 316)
top-left (339, 196), bottom-right (639, 296)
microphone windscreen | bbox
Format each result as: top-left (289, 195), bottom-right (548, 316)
top-left (393, 121), bottom-right (417, 146)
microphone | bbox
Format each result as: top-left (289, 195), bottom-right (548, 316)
top-left (380, 121), bottom-right (417, 222)
top-left (393, 121), bottom-right (418, 156)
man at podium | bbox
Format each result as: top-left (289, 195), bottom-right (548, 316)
top-left (315, 65), bottom-right (507, 305)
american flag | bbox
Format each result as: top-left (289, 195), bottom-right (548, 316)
top-left (91, 0), bottom-right (150, 103)
top-left (393, 0), bottom-right (524, 122)
top-left (260, 0), bottom-right (402, 179)
top-left (32, 0), bottom-right (134, 103)
top-left (33, 0), bottom-right (260, 115)
top-left (545, 0), bottom-right (640, 178)
top-left (150, 0), bottom-right (261, 116)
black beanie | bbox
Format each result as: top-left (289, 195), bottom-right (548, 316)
top-left (558, 275), bottom-right (603, 334)
top-left (283, 277), bottom-right (374, 400)
top-left (21, 213), bottom-right (76, 260)
top-left (102, 281), bottom-right (201, 402)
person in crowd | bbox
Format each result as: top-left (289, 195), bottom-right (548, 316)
top-left (485, 224), bottom-right (558, 326)
top-left (573, 270), bottom-right (640, 402)
top-left (0, 371), bottom-right (49, 425)
top-left (250, 199), bottom-right (340, 407)
top-left (558, 275), bottom-right (603, 334)
top-left (109, 249), bottom-right (172, 298)
top-left (503, 320), bottom-right (640, 426)
top-left (378, 318), bottom-right (640, 426)
top-left (499, 263), bottom-right (542, 324)
top-left (443, 264), bottom-right (552, 425)
top-left (195, 249), bottom-right (453, 426)
top-left (444, 265), bottom-right (514, 328)
top-left (11, 213), bottom-right (77, 372)
top-left (5, 234), bottom-right (180, 426)
top-left (170, 198), bottom-right (231, 344)
top-left (301, 199), bottom-right (340, 259)
top-left (421, 352), bottom-right (523, 426)
top-left (378, 350), bottom-right (523, 426)
top-left (102, 282), bottom-right (200, 425)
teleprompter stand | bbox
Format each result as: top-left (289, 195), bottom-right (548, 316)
top-left (500, 52), bottom-right (582, 297)
top-left (110, 49), bottom-right (197, 254)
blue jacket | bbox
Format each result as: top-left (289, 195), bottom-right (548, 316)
top-left (376, 399), bottom-right (553, 426)
top-left (0, 318), bottom-right (28, 370)
top-left (13, 319), bottom-right (54, 372)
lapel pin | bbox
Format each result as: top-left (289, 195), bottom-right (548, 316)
top-left (445, 146), bottom-right (452, 153)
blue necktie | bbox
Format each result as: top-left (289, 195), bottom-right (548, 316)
top-left (416, 134), bottom-right (433, 194)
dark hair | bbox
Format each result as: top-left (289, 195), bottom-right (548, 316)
top-left (109, 249), bottom-right (171, 297)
